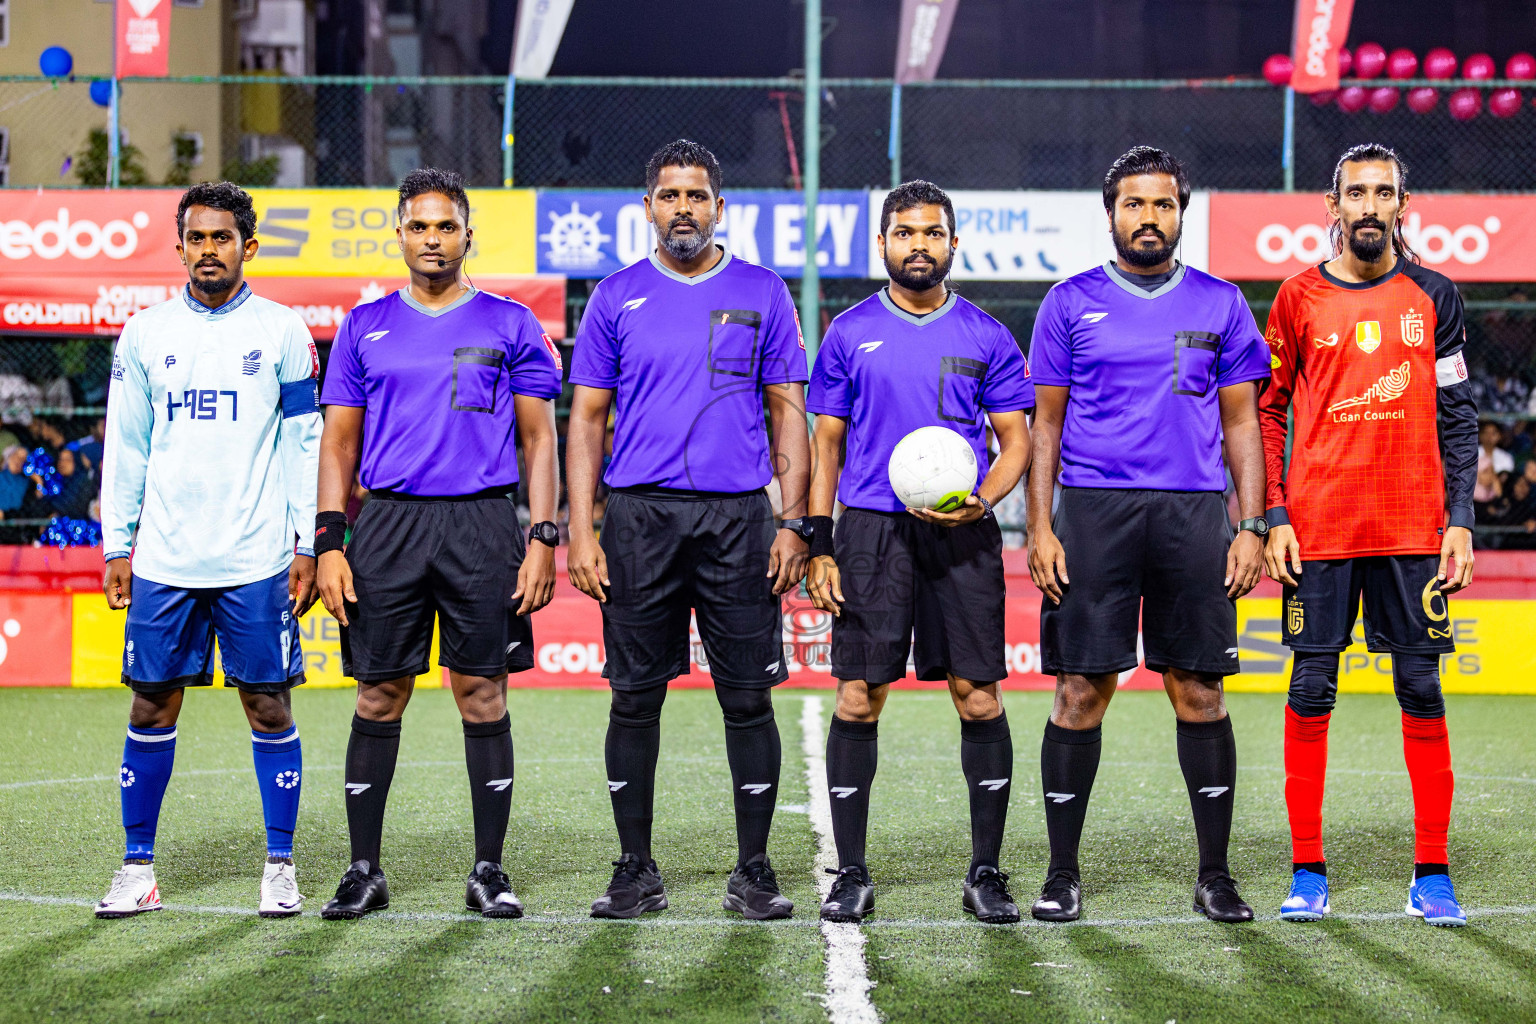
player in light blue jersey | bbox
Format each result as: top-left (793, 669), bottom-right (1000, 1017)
top-left (95, 183), bottom-right (322, 919)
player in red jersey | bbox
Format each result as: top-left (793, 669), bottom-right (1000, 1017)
top-left (1259, 144), bottom-right (1479, 927)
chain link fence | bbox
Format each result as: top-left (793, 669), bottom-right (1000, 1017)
top-left (4, 74), bottom-right (1536, 190)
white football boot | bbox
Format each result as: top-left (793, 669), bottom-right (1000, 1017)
top-left (95, 863), bottom-right (162, 918)
top-left (259, 861), bottom-right (305, 918)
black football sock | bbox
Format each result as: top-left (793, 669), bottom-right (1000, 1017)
top-left (344, 714), bottom-right (401, 871)
top-left (1041, 718), bottom-right (1102, 877)
top-left (826, 716), bottom-right (878, 872)
top-left (463, 713), bottom-right (515, 865)
top-left (718, 687), bottom-right (781, 867)
top-left (606, 687), bottom-right (665, 862)
top-left (960, 713), bottom-right (1013, 877)
top-left (1176, 715), bottom-right (1238, 880)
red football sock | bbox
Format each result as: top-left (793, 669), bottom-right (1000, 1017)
top-left (1401, 713), bottom-right (1454, 865)
top-left (1284, 706), bottom-right (1330, 864)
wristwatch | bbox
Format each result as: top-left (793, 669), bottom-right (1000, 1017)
top-left (528, 521), bottom-right (559, 547)
top-left (780, 517), bottom-right (816, 542)
top-left (1238, 516), bottom-right (1269, 538)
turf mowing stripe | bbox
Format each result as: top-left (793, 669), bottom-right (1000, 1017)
top-left (7, 890), bottom-right (1536, 930)
top-left (800, 696), bottom-right (880, 1024)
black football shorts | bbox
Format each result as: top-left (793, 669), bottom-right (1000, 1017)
top-left (339, 489), bottom-right (536, 681)
top-left (1041, 487), bottom-right (1239, 677)
top-left (829, 508), bottom-right (1007, 687)
top-left (1281, 554), bottom-right (1454, 655)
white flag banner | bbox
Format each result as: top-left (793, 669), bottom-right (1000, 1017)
top-left (512, 0), bottom-right (577, 79)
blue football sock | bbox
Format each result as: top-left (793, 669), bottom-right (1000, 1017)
top-left (121, 725), bottom-right (177, 861)
top-left (252, 724), bottom-right (302, 859)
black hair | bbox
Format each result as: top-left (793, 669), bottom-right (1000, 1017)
top-left (1327, 143), bottom-right (1419, 264)
top-left (880, 179), bottom-right (956, 235)
top-left (397, 167), bottom-right (471, 224)
top-left (1102, 146), bottom-right (1191, 211)
top-left (176, 181), bottom-right (256, 242)
top-left (645, 139), bottom-right (722, 197)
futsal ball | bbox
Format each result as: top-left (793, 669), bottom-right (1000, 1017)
top-left (888, 426), bottom-right (978, 512)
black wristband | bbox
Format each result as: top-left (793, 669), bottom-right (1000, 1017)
top-left (314, 511), bottom-right (349, 556)
top-left (808, 515), bottom-right (835, 559)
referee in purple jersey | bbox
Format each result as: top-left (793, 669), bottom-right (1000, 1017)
top-left (313, 169), bottom-right (562, 920)
top-left (1026, 147), bottom-right (1271, 925)
top-left (566, 140), bottom-right (812, 921)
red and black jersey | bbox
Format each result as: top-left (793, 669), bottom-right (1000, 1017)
top-left (1259, 260), bottom-right (1479, 559)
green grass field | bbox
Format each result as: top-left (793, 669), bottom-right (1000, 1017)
top-left (1, 687), bottom-right (1534, 1024)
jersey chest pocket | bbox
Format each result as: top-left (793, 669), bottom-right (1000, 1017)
top-left (1173, 331), bottom-right (1221, 397)
top-left (451, 347), bottom-right (505, 413)
top-left (708, 309), bottom-right (762, 387)
top-left (938, 356), bottom-right (988, 423)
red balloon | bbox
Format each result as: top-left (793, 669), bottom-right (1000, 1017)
top-left (1337, 47), bottom-right (1353, 77)
top-left (1449, 87), bottom-right (1482, 120)
top-left (1506, 53), bottom-right (1536, 81)
top-left (1463, 53), bottom-right (1496, 80)
top-left (1423, 47), bottom-right (1458, 79)
top-left (1263, 53), bottom-right (1295, 87)
top-left (1406, 86), bottom-right (1439, 113)
top-left (1490, 88), bottom-right (1522, 118)
top-left (1368, 86), bottom-right (1400, 113)
top-left (1354, 42), bottom-right (1387, 79)
top-left (1309, 89), bottom-right (1339, 107)
top-left (1386, 48), bottom-right (1418, 79)
top-left (1337, 86), bottom-right (1369, 113)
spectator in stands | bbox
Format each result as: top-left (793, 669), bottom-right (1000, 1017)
top-left (30, 417), bottom-right (66, 455)
top-left (68, 416), bottom-right (107, 473)
top-left (1499, 471), bottom-right (1536, 550)
top-left (0, 446), bottom-right (30, 519)
top-left (47, 448), bottom-right (95, 519)
top-left (1476, 422), bottom-right (1514, 519)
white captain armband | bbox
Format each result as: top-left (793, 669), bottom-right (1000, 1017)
top-left (1436, 351), bottom-right (1469, 388)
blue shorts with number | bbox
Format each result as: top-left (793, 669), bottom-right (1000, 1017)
top-left (121, 567), bottom-right (305, 694)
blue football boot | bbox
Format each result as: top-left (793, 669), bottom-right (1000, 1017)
top-left (1406, 874), bottom-right (1467, 927)
top-left (1279, 868), bottom-right (1330, 921)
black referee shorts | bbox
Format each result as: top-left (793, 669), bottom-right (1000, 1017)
top-left (339, 489), bottom-right (536, 682)
top-left (829, 508), bottom-right (1007, 687)
top-left (599, 487), bottom-right (787, 691)
top-left (1040, 487), bottom-right (1238, 677)
top-left (1282, 554), bottom-right (1454, 656)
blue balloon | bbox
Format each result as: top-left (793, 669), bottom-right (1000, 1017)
top-left (39, 46), bottom-right (73, 79)
top-left (89, 80), bottom-right (113, 107)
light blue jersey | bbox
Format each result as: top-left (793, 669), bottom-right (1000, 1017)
top-left (102, 283), bottom-right (321, 588)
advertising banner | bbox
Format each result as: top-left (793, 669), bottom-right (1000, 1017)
top-left (0, 593), bottom-right (71, 686)
top-left (0, 274), bottom-right (565, 341)
top-left (0, 189), bottom-right (537, 279)
top-left (1209, 192), bottom-right (1536, 282)
top-left (868, 190), bottom-right (1210, 281)
top-left (535, 190), bottom-right (869, 278)
top-left (895, 0), bottom-right (961, 85)
top-left (1288, 0), bottom-right (1355, 93)
top-left (116, 0), bottom-right (173, 78)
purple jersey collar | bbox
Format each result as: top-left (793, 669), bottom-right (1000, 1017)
top-left (1101, 260), bottom-right (1187, 300)
top-left (646, 245), bottom-right (733, 285)
top-left (398, 285), bottom-right (479, 317)
top-left (877, 286), bottom-right (958, 327)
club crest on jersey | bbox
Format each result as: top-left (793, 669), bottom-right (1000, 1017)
top-left (1400, 309), bottom-right (1425, 347)
top-left (1286, 597), bottom-right (1304, 635)
top-left (241, 350), bottom-right (261, 375)
top-left (1355, 320), bottom-right (1382, 354)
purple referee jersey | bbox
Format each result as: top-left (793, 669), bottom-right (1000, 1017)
top-left (808, 289), bottom-right (1036, 513)
top-left (321, 288), bottom-right (562, 496)
top-left (569, 248), bottom-right (808, 492)
top-left (1028, 262), bottom-right (1270, 493)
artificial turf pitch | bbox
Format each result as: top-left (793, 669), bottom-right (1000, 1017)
top-left (0, 687), bottom-right (1533, 1024)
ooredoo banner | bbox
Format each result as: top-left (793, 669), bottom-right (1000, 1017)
top-left (1288, 0), bottom-right (1355, 93)
top-left (1208, 192), bottom-right (1536, 282)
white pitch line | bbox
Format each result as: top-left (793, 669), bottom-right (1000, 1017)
top-left (5, 890), bottom-right (1535, 930)
top-left (801, 695), bottom-right (880, 1024)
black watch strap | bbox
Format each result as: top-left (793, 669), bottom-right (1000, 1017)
top-left (528, 521), bottom-right (559, 547)
top-left (807, 515), bottom-right (835, 559)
